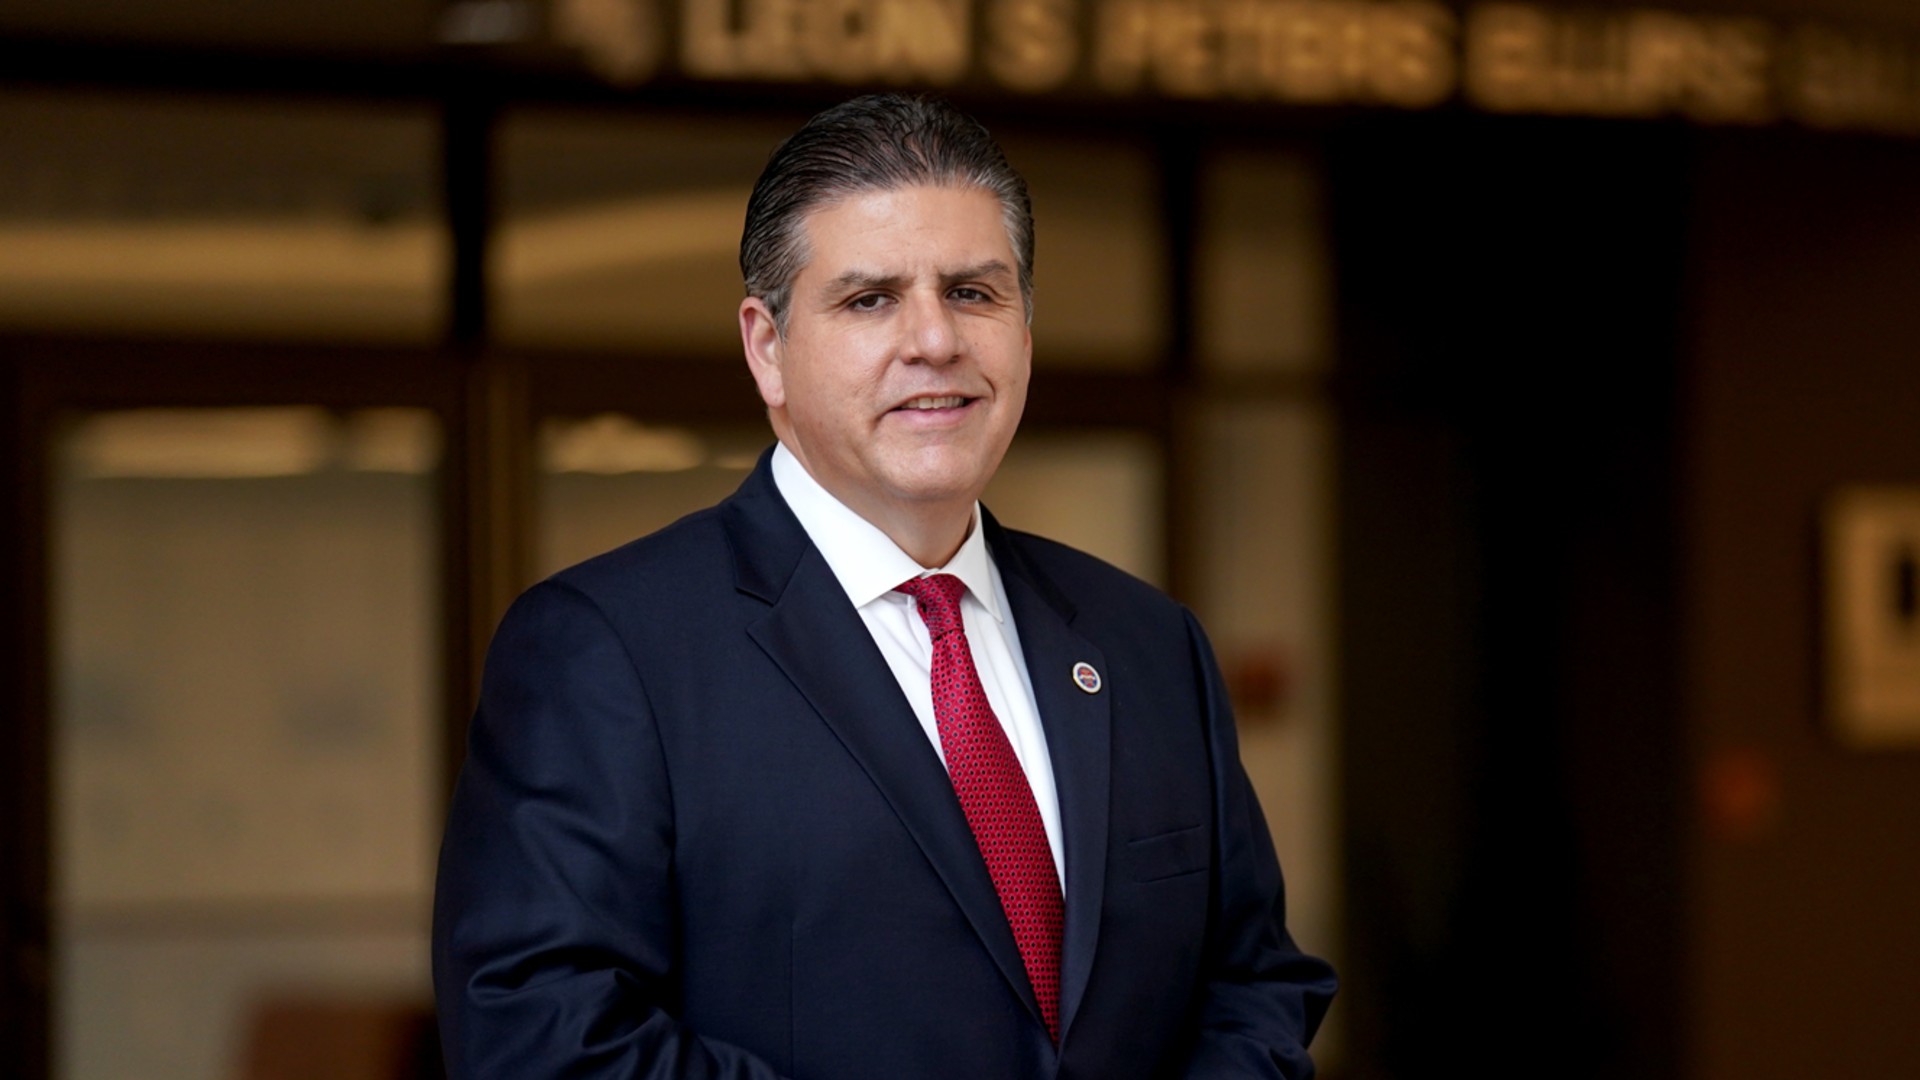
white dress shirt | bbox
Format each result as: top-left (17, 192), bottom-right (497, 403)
top-left (770, 443), bottom-right (1065, 887)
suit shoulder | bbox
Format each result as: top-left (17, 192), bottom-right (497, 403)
top-left (543, 503), bottom-right (732, 608)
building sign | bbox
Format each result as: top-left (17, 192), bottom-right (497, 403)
top-left (546, 0), bottom-right (1920, 135)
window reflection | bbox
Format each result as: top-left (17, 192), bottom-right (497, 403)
top-left (1198, 149), bottom-right (1331, 374)
top-left (1188, 399), bottom-right (1340, 1063)
top-left (986, 432), bottom-right (1164, 585)
top-left (497, 110), bottom-right (789, 355)
top-left (0, 93), bottom-right (445, 342)
top-left (996, 134), bottom-right (1166, 370)
top-left (53, 407), bottom-right (442, 1080)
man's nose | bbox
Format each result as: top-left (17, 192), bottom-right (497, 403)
top-left (900, 291), bottom-right (960, 364)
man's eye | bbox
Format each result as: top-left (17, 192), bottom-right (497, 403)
top-left (949, 286), bottom-right (989, 303)
top-left (849, 293), bottom-right (889, 311)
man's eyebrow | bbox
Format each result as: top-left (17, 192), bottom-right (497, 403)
top-left (941, 260), bottom-right (1016, 288)
top-left (822, 269), bottom-right (907, 296)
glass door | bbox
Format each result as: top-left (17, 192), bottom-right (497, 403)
top-left (12, 351), bottom-right (469, 1080)
top-left (50, 405), bottom-right (444, 1080)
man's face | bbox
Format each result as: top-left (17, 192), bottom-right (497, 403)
top-left (741, 184), bottom-right (1031, 532)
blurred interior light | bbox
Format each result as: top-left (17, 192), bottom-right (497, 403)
top-left (66, 408), bottom-right (441, 479)
top-left (68, 408), bottom-right (335, 479)
top-left (0, 94), bottom-right (442, 340)
top-left (543, 415), bottom-right (707, 474)
top-left (437, 0), bottom-right (539, 44)
top-left (0, 189), bottom-right (737, 309)
top-left (0, 221), bottom-right (439, 289)
top-left (342, 409), bottom-right (443, 475)
top-left (499, 190), bottom-right (745, 286)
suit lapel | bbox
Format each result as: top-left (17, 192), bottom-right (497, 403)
top-left (989, 517), bottom-right (1112, 1045)
top-left (723, 460), bottom-right (1044, 1028)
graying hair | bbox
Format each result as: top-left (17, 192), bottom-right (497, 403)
top-left (740, 94), bottom-right (1034, 335)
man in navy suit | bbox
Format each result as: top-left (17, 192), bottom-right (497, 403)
top-left (433, 94), bottom-right (1335, 1078)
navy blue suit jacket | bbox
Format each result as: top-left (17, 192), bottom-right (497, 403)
top-left (433, 453), bottom-right (1335, 1078)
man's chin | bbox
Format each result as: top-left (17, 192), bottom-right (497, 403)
top-left (866, 445), bottom-right (991, 492)
top-left (866, 472), bottom-right (988, 516)
top-left (884, 482), bottom-right (983, 509)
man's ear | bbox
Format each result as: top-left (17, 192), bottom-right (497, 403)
top-left (740, 296), bottom-right (785, 409)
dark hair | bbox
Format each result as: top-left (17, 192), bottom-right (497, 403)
top-left (740, 94), bottom-right (1033, 334)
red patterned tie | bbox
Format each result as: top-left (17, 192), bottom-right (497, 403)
top-left (895, 573), bottom-right (1064, 1041)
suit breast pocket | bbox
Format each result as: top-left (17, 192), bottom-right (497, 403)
top-left (1125, 823), bottom-right (1209, 883)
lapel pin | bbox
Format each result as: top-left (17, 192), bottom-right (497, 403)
top-left (1071, 661), bottom-right (1102, 694)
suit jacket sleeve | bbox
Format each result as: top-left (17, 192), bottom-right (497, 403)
top-left (1177, 608), bottom-right (1338, 1079)
top-left (432, 580), bottom-right (791, 1080)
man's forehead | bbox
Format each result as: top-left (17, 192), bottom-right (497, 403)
top-left (794, 185), bottom-right (1013, 275)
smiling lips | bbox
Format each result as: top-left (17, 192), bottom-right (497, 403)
top-left (894, 395), bottom-right (972, 411)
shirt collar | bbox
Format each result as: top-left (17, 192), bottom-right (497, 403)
top-left (770, 442), bottom-right (1003, 622)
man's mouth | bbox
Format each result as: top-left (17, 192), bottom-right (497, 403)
top-left (894, 395), bottom-right (971, 411)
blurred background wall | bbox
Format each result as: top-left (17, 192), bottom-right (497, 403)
top-left (2, 2), bottom-right (1918, 1078)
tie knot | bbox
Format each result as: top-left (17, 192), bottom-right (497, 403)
top-left (895, 573), bottom-right (968, 638)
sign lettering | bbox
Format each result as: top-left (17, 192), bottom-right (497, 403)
top-left (558, 0), bottom-right (1920, 138)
